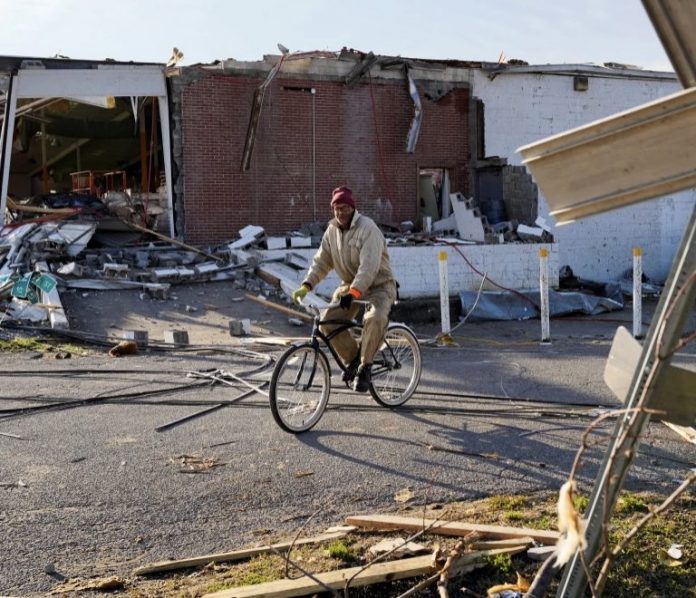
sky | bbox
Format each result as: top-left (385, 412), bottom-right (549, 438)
top-left (0, 0), bottom-right (673, 71)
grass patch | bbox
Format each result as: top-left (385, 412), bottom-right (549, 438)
top-left (111, 491), bottom-right (696, 598)
top-left (326, 540), bottom-right (355, 563)
top-left (484, 552), bottom-right (513, 575)
top-left (616, 492), bottom-right (649, 514)
top-left (0, 335), bottom-right (88, 355)
top-left (488, 495), bottom-right (527, 511)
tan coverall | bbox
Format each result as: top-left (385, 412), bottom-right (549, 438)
top-left (303, 211), bottom-right (397, 367)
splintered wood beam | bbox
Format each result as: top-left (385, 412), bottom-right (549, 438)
top-left (346, 514), bottom-right (559, 544)
top-left (202, 553), bottom-right (435, 598)
top-left (133, 530), bottom-right (350, 576)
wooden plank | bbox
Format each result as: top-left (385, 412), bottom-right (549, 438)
top-left (663, 421), bottom-right (696, 445)
top-left (244, 293), bottom-right (313, 323)
top-left (203, 554), bottom-right (435, 598)
top-left (133, 530), bottom-right (350, 576)
top-left (345, 514), bottom-right (559, 544)
top-left (518, 86), bottom-right (696, 223)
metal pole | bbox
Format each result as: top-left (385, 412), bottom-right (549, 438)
top-left (311, 88), bottom-right (317, 221)
top-left (539, 248), bottom-right (551, 343)
top-left (633, 246), bottom-right (643, 338)
top-left (438, 251), bottom-right (450, 335)
top-left (557, 206), bottom-right (696, 597)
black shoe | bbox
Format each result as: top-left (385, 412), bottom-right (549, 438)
top-left (342, 355), bottom-right (360, 385)
top-left (352, 364), bottom-right (372, 393)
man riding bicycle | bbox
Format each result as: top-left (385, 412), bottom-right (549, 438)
top-left (292, 186), bottom-right (397, 393)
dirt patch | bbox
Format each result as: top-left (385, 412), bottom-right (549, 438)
top-left (64, 490), bottom-right (696, 598)
top-left (59, 280), bottom-right (313, 346)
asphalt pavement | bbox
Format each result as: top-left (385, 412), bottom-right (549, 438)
top-left (1, 298), bottom-right (695, 596)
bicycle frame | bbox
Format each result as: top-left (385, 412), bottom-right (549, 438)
top-left (303, 307), bottom-right (402, 381)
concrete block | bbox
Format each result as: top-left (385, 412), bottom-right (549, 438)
top-left (229, 318), bottom-right (251, 336)
top-left (103, 263), bottom-right (129, 278)
top-left (266, 236), bottom-right (287, 250)
top-left (450, 194), bottom-right (486, 243)
top-left (432, 214), bottom-right (457, 232)
top-left (164, 330), bottom-right (189, 346)
top-left (146, 285), bottom-right (169, 300)
top-left (194, 262), bottom-right (220, 275)
top-left (517, 224), bottom-right (544, 241)
top-left (238, 224), bottom-right (264, 238)
top-left (121, 329), bottom-right (149, 346)
top-left (289, 236), bottom-right (312, 248)
top-left (153, 268), bottom-right (179, 279)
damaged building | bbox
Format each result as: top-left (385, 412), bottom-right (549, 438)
top-left (1, 50), bottom-right (693, 313)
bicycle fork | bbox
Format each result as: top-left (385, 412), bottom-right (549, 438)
top-left (292, 348), bottom-right (319, 391)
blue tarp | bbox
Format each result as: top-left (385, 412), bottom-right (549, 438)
top-left (460, 288), bottom-right (624, 321)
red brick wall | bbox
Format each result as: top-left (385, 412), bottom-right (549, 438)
top-left (181, 72), bottom-right (470, 243)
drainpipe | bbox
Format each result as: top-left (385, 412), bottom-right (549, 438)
top-left (311, 87), bottom-right (316, 221)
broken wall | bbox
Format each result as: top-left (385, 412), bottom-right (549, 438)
top-left (263, 243), bottom-right (559, 299)
top-left (471, 67), bottom-right (693, 282)
top-left (172, 63), bottom-right (471, 243)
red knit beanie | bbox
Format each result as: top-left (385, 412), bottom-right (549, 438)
top-left (330, 186), bottom-right (355, 209)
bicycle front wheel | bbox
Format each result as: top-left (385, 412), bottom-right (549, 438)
top-left (269, 344), bottom-right (331, 433)
top-left (369, 323), bottom-right (422, 407)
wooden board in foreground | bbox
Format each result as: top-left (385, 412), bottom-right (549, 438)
top-left (133, 530), bottom-right (350, 576)
top-left (346, 514), bottom-right (559, 544)
top-left (203, 553), bottom-right (434, 598)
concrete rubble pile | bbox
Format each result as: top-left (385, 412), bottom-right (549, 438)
top-left (0, 220), bottom-right (285, 330)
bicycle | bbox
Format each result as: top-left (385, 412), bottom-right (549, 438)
top-left (269, 300), bottom-right (422, 433)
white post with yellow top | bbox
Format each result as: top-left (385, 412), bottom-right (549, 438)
top-left (633, 247), bottom-right (643, 338)
top-left (438, 251), bottom-right (450, 335)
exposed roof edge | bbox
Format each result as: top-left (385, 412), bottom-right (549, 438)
top-left (0, 55), bottom-right (164, 72)
top-left (483, 63), bottom-right (677, 81)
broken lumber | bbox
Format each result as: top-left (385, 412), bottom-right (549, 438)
top-left (244, 293), bottom-right (312, 322)
top-left (470, 536), bottom-right (535, 550)
top-left (202, 553), bottom-right (435, 598)
top-left (124, 221), bottom-right (224, 263)
top-left (345, 514), bottom-right (559, 544)
top-left (133, 530), bottom-right (351, 576)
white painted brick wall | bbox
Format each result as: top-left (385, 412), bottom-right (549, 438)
top-left (472, 70), bottom-right (695, 283)
top-left (264, 243), bottom-right (559, 299)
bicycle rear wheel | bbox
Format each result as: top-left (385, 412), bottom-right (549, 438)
top-left (369, 323), bottom-right (422, 407)
top-left (269, 344), bottom-right (331, 433)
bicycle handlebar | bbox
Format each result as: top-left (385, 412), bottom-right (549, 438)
top-left (299, 298), bottom-right (371, 316)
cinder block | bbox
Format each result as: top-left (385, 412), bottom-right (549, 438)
top-left (164, 330), bottom-right (189, 346)
top-left (147, 285), bottom-right (169, 300)
top-left (266, 236), bottom-right (287, 250)
top-left (228, 318), bottom-right (251, 336)
top-left (289, 236), bottom-right (312, 248)
top-left (121, 330), bottom-right (149, 345)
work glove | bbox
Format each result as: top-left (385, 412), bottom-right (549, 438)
top-left (339, 293), bottom-right (354, 310)
top-left (292, 285), bottom-right (309, 304)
